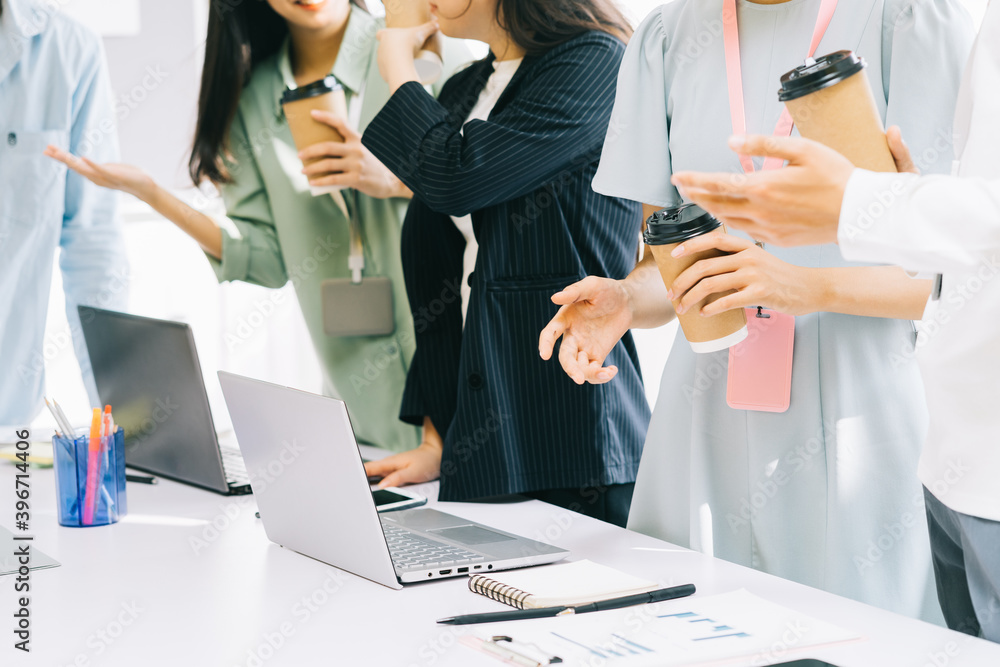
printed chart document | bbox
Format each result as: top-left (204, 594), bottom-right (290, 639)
top-left (462, 589), bottom-right (863, 666)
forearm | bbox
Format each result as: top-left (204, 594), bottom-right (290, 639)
top-left (810, 265), bottom-right (931, 320)
top-left (623, 252), bottom-right (676, 328)
top-left (144, 184), bottom-right (223, 258)
top-left (840, 172), bottom-right (1000, 276)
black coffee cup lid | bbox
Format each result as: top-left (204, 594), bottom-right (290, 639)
top-left (644, 203), bottom-right (722, 245)
top-left (778, 50), bottom-right (866, 102)
top-left (281, 76), bottom-right (342, 105)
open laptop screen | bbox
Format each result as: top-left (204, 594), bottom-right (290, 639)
top-left (78, 306), bottom-right (229, 493)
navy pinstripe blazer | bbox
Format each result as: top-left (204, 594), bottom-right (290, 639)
top-left (363, 31), bottom-right (651, 501)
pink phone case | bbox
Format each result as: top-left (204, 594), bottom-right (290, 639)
top-left (726, 308), bottom-right (795, 413)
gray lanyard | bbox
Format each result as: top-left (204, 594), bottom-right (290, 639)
top-left (328, 73), bottom-right (368, 283)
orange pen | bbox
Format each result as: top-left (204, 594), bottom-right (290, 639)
top-left (82, 408), bottom-right (102, 525)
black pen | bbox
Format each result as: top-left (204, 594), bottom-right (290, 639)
top-left (126, 473), bottom-right (158, 485)
top-left (437, 583), bottom-right (696, 625)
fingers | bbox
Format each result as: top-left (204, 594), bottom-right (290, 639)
top-left (591, 364), bottom-right (618, 384)
top-left (557, 334), bottom-right (585, 385)
top-left (713, 217), bottom-right (771, 242)
top-left (298, 141), bottom-right (351, 162)
top-left (671, 170), bottom-right (751, 197)
top-left (308, 173), bottom-right (354, 188)
top-left (550, 276), bottom-right (599, 306)
top-left (45, 145), bottom-right (96, 178)
top-left (377, 470), bottom-right (411, 489)
top-left (302, 157), bottom-right (351, 176)
top-left (309, 109), bottom-right (359, 140)
top-left (667, 254), bottom-right (742, 302)
top-left (411, 19), bottom-right (440, 45)
top-left (669, 232), bottom-right (755, 259)
top-left (699, 290), bottom-right (755, 318)
top-left (538, 310), bottom-right (568, 360)
top-left (727, 134), bottom-right (816, 164)
top-left (676, 273), bottom-right (745, 315)
top-left (886, 125), bottom-right (919, 175)
top-left (43, 144), bottom-right (75, 165)
top-left (364, 457), bottom-right (401, 479)
top-left (581, 359), bottom-right (617, 384)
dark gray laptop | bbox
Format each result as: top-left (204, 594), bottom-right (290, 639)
top-left (218, 371), bottom-right (568, 589)
top-left (79, 306), bottom-right (250, 495)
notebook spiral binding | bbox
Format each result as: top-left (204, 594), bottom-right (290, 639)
top-left (468, 575), bottom-right (534, 610)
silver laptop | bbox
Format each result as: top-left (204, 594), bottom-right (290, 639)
top-left (218, 371), bottom-right (568, 590)
top-left (79, 307), bottom-right (251, 495)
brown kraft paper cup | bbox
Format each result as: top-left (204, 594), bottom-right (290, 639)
top-left (779, 51), bottom-right (898, 173)
top-left (645, 205), bottom-right (749, 353)
top-left (281, 78), bottom-right (349, 195)
top-left (384, 0), bottom-right (443, 83)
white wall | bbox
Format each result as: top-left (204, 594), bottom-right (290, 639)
top-left (37, 0), bottom-right (988, 430)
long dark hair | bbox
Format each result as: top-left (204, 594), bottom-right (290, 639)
top-left (189, 0), bottom-right (366, 185)
top-left (494, 0), bottom-right (632, 56)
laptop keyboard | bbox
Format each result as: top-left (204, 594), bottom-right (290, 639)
top-left (381, 520), bottom-right (486, 570)
top-left (220, 447), bottom-right (250, 486)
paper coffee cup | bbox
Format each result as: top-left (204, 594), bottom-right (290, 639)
top-left (384, 0), bottom-right (443, 85)
top-left (779, 51), bottom-right (897, 173)
top-left (645, 204), bottom-right (748, 353)
top-left (281, 77), bottom-right (350, 196)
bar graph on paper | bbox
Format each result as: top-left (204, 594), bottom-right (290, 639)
top-left (546, 606), bottom-right (755, 661)
top-left (467, 590), bottom-right (863, 667)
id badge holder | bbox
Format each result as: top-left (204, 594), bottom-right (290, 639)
top-left (321, 190), bottom-right (396, 337)
top-left (726, 308), bottom-right (794, 412)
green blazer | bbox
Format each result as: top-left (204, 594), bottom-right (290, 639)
top-left (207, 6), bottom-right (471, 451)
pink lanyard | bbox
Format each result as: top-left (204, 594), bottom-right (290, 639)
top-left (723, 0), bottom-right (838, 173)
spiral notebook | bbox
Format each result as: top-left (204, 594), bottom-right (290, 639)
top-left (468, 559), bottom-right (659, 609)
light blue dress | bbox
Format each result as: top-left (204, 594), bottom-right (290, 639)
top-left (593, 0), bottom-right (974, 621)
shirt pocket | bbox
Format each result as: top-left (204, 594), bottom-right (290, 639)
top-left (0, 129), bottom-right (69, 227)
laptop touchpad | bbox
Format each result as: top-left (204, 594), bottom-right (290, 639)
top-left (430, 525), bottom-right (515, 545)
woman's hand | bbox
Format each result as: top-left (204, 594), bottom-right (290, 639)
top-left (298, 110), bottom-right (411, 199)
top-left (667, 235), bottom-right (823, 317)
top-left (44, 144), bottom-right (155, 201)
top-left (886, 125), bottom-right (920, 175)
top-left (364, 418), bottom-right (443, 489)
top-left (538, 277), bottom-right (634, 385)
top-left (376, 21), bottom-right (439, 93)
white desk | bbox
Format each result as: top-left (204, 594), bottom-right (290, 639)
top-left (2, 458), bottom-right (999, 667)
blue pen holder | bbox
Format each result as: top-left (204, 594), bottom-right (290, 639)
top-left (52, 428), bottom-right (127, 527)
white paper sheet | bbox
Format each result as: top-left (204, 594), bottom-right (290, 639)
top-left (462, 589), bottom-right (863, 667)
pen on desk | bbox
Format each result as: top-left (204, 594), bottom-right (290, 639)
top-left (126, 473), bottom-right (158, 485)
top-left (437, 583), bottom-right (697, 626)
top-left (82, 408), bottom-right (102, 525)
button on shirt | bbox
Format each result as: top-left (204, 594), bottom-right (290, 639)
top-left (0, 0), bottom-right (128, 423)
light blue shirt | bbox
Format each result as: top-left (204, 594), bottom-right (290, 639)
top-left (0, 0), bottom-right (128, 424)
